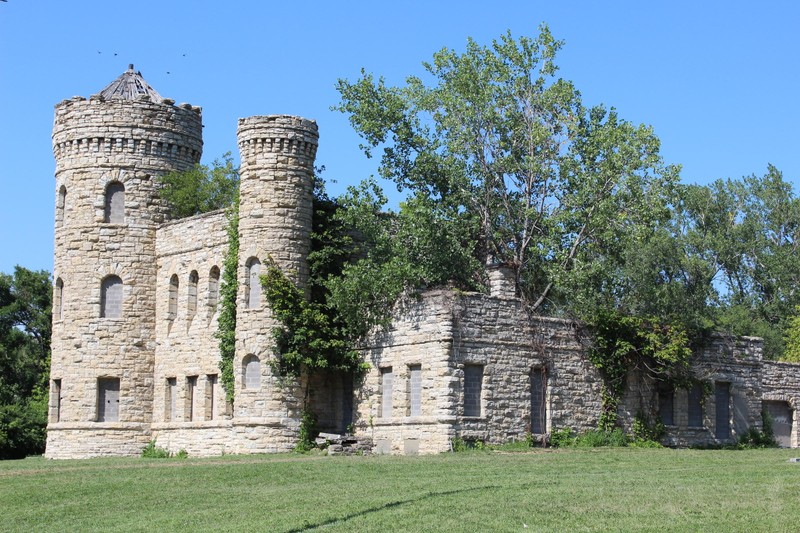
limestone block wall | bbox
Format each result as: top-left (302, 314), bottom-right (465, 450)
top-left (356, 290), bottom-right (604, 454)
top-left (153, 211), bottom-right (228, 434)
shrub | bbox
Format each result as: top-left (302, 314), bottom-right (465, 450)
top-left (574, 428), bottom-right (629, 448)
top-left (141, 440), bottom-right (171, 459)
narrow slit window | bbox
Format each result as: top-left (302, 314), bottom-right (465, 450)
top-left (186, 376), bottom-right (198, 421)
top-left (166, 377), bottom-right (176, 421)
top-left (530, 368), bottom-right (547, 434)
top-left (168, 274), bottom-right (179, 319)
top-left (54, 277), bottom-right (64, 320)
top-left (381, 367), bottom-right (393, 418)
top-left (208, 266), bottom-right (220, 310)
top-left (187, 270), bottom-right (198, 318)
top-left (245, 257), bottom-right (261, 309)
top-left (408, 365), bottom-right (422, 417)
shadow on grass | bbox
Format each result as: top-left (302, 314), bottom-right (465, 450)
top-left (284, 484), bottom-right (500, 532)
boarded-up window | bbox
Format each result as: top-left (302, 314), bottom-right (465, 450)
top-left (408, 365), bottom-right (422, 417)
top-left (243, 355), bottom-right (260, 389)
top-left (687, 384), bottom-right (703, 427)
top-left (763, 400), bottom-right (793, 448)
top-left (464, 365), bottom-right (483, 417)
top-left (186, 376), bottom-right (198, 421)
top-left (104, 182), bottom-right (125, 223)
top-left (100, 275), bottom-right (123, 318)
top-left (715, 382), bottom-right (731, 439)
top-left (187, 271), bottom-right (198, 318)
top-left (54, 277), bottom-right (64, 320)
top-left (208, 266), bottom-right (220, 309)
top-left (168, 274), bottom-right (179, 319)
top-left (245, 257), bottom-right (261, 309)
top-left (97, 378), bottom-right (120, 422)
top-left (381, 367), bottom-right (393, 418)
top-left (531, 368), bottom-right (547, 434)
top-left (206, 374), bottom-right (218, 421)
top-left (659, 386), bottom-right (675, 426)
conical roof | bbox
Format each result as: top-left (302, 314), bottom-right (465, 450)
top-left (99, 64), bottom-right (163, 103)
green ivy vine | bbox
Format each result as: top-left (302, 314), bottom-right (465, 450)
top-left (587, 308), bottom-right (693, 430)
top-left (215, 197), bottom-right (239, 403)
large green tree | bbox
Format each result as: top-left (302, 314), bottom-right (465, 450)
top-left (335, 26), bottom-right (679, 316)
top-left (0, 267), bottom-right (51, 459)
top-left (156, 153), bottom-right (240, 219)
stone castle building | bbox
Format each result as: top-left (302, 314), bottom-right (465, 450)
top-left (45, 67), bottom-right (800, 458)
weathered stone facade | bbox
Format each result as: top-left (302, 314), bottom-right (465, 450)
top-left (46, 67), bottom-right (800, 458)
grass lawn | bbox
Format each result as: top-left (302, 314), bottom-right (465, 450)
top-left (1, 447), bottom-right (799, 532)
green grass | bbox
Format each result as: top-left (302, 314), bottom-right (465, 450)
top-left (1, 448), bottom-right (799, 532)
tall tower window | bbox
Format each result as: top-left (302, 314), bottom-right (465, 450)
top-left (208, 266), bottom-right (220, 309)
top-left (104, 181), bottom-right (125, 223)
top-left (187, 270), bottom-right (198, 318)
top-left (56, 185), bottom-right (67, 226)
top-left (245, 257), bottom-right (261, 309)
top-left (242, 354), bottom-right (261, 389)
top-left (100, 275), bottom-right (123, 318)
top-left (168, 274), bottom-right (179, 319)
top-left (54, 277), bottom-right (64, 320)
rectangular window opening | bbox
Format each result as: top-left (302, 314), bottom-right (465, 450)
top-left (687, 384), bottom-right (703, 427)
top-left (659, 385), bottom-right (675, 426)
top-left (97, 377), bottom-right (120, 422)
top-left (187, 376), bottom-right (198, 422)
top-left (380, 367), bottom-right (393, 419)
top-left (464, 364), bottom-right (483, 418)
top-left (530, 368), bottom-right (546, 434)
top-left (408, 365), bottom-right (422, 417)
top-left (166, 377), bottom-right (177, 422)
top-left (206, 374), bottom-right (218, 421)
top-left (52, 379), bottom-right (62, 423)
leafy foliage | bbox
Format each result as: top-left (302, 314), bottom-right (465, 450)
top-left (157, 153), bottom-right (240, 218)
top-left (335, 26), bottom-right (678, 315)
top-left (0, 267), bottom-right (51, 459)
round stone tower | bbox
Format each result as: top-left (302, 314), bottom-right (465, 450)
top-left (47, 65), bottom-right (203, 458)
top-left (233, 116), bottom-right (317, 449)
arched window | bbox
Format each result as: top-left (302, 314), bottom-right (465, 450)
top-left (104, 182), bottom-right (125, 223)
top-left (242, 354), bottom-right (261, 389)
top-left (54, 277), bottom-right (64, 320)
top-left (56, 185), bottom-right (67, 226)
top-left (100, 275), bottom-right (123, 318)
top-left (245, 257), bottom-right (261, 309)
top-left (168, 274), bottom-right (179, 319)
top-left (208, 266), bottom-right (220, 309)
top-left (187, 270), bottom-right (198, 318)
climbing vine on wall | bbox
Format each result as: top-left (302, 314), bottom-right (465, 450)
top-left (215, 197), bottom-right (239, 402)
top-left (587, 308), bottom-right (693, 430)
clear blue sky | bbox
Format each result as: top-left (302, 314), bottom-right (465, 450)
top-left (1, 1), bottom-right (798, 275)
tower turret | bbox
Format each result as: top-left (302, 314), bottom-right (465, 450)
top-left (232, 116), bottom-right (318, 448)
top-left (46, 65), bottom-right (203, 458)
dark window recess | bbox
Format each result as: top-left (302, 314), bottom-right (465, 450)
top-left (687, 384), bottom-right (703, 427)
top-left (659, 386), bottom-right (675, 426)
top-left (464, 365), bottom-right (483, 417)
top-left (52, 379), bottom-right (62, 423)
top-left (98, 378), bottom-right (120, 422)
top-left (530, 368), bottom-right (546, 434)
top-left (715, 382), bottom-right (731, 440)
top-left (187, 376), bottom-right (197, 421)
top-left (166, 377), bottom-right (177, 421)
